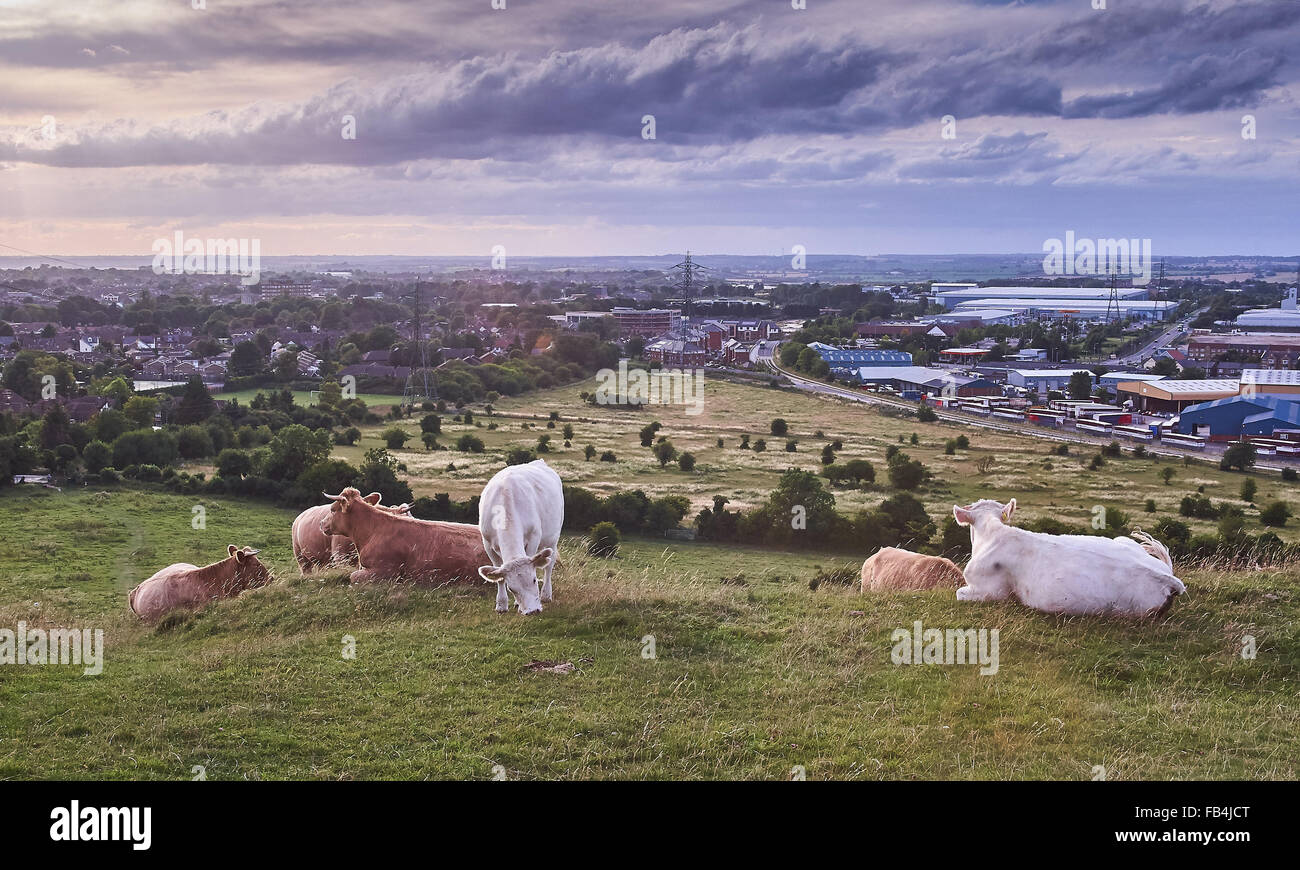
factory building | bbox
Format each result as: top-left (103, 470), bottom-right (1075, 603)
top-left (1235, 288), bottom-right (1300, 332)
top-left (932, 285), bottom-right (1149, 310)
top-left (1114, 379), bottom-right (1239, 413)
top-left (1178, 394), bottom-right (1300, 441)
top-left (853, 366), bottom-right (999, 397)
top-left (1006, 368), bottom-right (1093, 394)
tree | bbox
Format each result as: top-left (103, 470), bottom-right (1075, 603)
top-left (456, 434), bottom-right (485, 453)
top-left (678, 452), bottom-right (696, 472)
top-left (1160, 466), bottom-right (1176, 485)
top-left (264, 425), bottom-right (332, 481)
top-left (122, 396), bottom-right (159, 429)
top-left (228, 340), bottom-right (266, 377)
top-left (1260, 501), bottom-right (1292, 527)
top-left (887, 452), bottom-right (927, 490)
top-left (173, 376), bottom-right (216, 424)
top-left (82, 440), bottom-right (112, 474)
top-left (381, 427), bottom-right (412, 450)
top-left (770, 418), bottom-right (788, 437)
top-left (176, 425), bottom-right (215, 459)
top-left (653, 439), bottom-right (678, 467)
top-left (1220, 441), bottom-right (1256, 472)
top-left (1068, 371), bottom-right (1093, 400)
top-left (216, 448), bottom-right (253, 479)
top-left (421, 432), bottom-right (439, 450)
top-left (1241, 478), bottom-right (1257, 503)
top-left (420, 414), bottom-right (442, 434)
top-left (584, 444), bottom-right (597, 460)
top-left (357, 448), bottom-right (412, 504)
top-left (111, 428), bottom-right (178, 468)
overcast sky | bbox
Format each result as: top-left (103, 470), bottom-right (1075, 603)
top-left (0, 0), bottom-right (1296, 258)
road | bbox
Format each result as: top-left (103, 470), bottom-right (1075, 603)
top-left (761, 340), bottom-right (1296, 472)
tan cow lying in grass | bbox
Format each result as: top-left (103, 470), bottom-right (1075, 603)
top-left (291, 494), bottom-right (411, 574)
top-left (861, 546), bottom-right (966, 592)
top-left (129, 545), bottom-right (272, 620)
top-left (320, 487), bottom-right (489, 585)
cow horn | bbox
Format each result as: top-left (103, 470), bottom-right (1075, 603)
top-left (322, 491), bottom-right (344, 501)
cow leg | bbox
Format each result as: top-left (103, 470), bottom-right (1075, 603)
top-left (540, 556), bottom-right (554, 602)
top-left (495, 580), bottom-right (509, 613)
top-left (349, 568), bottom-right (382, 585)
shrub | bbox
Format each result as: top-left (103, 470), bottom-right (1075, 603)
top-left (216, 448), bottom-right (253, 479)
top-left (588, 521), bottom-right (620, 557)
top-left (1260, 500), bottom-right (1292, 527)
top-left (420, 414), bottom-right (441, 434)
top-left (955, 435), bottom-right (969, 449)
top-left (1241, 478), bottom-right (1257, 503)
top-left (753, 438), bottom-right (767, 453)
top-left (678, 452), bottom-right (696, 472)
top-left (456, 434), bottom-right (485, 453)
top-left (176, 425), bottom-right (215, 459)
top-left (1179, 493), bottom-right (1219, 519)
top-left (785, 439), bottom-right (797, 453)
top-left (81, 440), bottom-right (112, 474)
top-left (653, 439), bottom-right (678, 467)
top-left (1283, 467), bottom-right (1298, 482)
top-left (135, 464), bottom-right (163, 482)
top-left (1101, 441), bottom-right (1122, 458)
top-left (600, 450), bottom-right (617, 462)
top-left (1220, 441), bottom-right (1257, 471)
top-left (381, 427), bottom-right (412, 450)
top-left (422, 432), bottom-right (440, 450)
top-left (770, 418), bottom-right (788, 436)
top-left (505, 447), bottom-right (536, 465)
top-left (917, 405), bottom-right (937, 423)
top-left (1145, 499), bottom-right (1157, 513)
top-left (584, 444), bottom-right (597, 460)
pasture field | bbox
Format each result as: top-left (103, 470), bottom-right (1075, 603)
top-left (1, 487), bottom-right (1297, 780)
top-left (211, 388), bottom-right (403, 408)
top-left (331, 376), bottom-right (1300, 544)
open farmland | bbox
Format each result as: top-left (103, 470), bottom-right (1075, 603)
top-left (327, 376), bottom-right (1300, 545)
top-left (1, 487), bottom-right (1297, 780)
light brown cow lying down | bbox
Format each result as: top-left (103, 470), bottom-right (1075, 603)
top-left (292, 494), bottom-right (411, 574)
top-left (129, 545), bottom-right (272, 620)
top-left (321, 487), bottom-right (489, 586)
top-left (861, 546), bottom-right (966, 592)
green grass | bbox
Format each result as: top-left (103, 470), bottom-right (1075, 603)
top-left (211, 388), bottom-right (402, 408)
top-left (335, 375), bottom-right (1300, 546)
top-left (2, 487), bottom-right (1297, 780)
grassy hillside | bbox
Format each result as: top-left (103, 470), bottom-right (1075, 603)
top-left (1, 487), bottom-right (1297, 780)
top-left (301, 376), bottom-right (1300, 545)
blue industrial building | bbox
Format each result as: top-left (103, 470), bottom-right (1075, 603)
top-left (807, 342), bottom-right (913, 375)
top-left (1178, 394), bottom-right (1300, 440)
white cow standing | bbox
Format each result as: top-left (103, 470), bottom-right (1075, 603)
top-left (478, 459), bottom-right (564, 615)
top-left (953, 498), bottom-right (1185, 618)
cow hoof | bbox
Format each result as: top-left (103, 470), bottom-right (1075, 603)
top-left (495, 605), bottom-right (508, 613)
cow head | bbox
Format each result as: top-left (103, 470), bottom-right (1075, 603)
top-left (953, 498), bottom-right (1016, 527)
top-left (477, 549), bottom-right (552, 615)
top-left (226, 544), bottom-right (272, 590)
top-left (320, 488), bottom-right (371, 537)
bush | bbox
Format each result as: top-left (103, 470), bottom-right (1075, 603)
top-left (505, 447), bottom-right (536, 465)
top-left (176, 425), bottom-right (215, 459)
top-left (335, 427), bottom-right (362, 446)
top-left (1241, 478), bottom-right (1257, 503)
top-left (216, 448), bottom-right (253, 479)
top-left (420, 414), bottom-right (441, 434)
top-left (1179, 493), bottom-right (1219, 519)
top-left (112, 429), bottom-right (179, 469)
top-left (422, 432), bottom-right (440, 450)
top-left (678, 452), bottom-right (696, 472)
top-left (1260, 500), bottom-right (1292, 527)
top-left (955, 435), bottom-right (969, 449)
top-left (600, 450), bottom-right (617, 462)
top-left (1144, 499), bottom-right (1157, 513)
top-left (1220, 441), bottom-right (1257, 472)
top-left (135, 464), bottom-right (163, 482)
top-left (785, 439), bottom-right (797, 453)
top-left (1101, 441), bottom-right (1122, 458)
top-left (917, 405), bottom-right (937, 423)
top-left (456, 434), bottom-right (485, 453)
top-left (99, 467), bottom-right (121, 483)
top-left (81, 440), bottom-right (112, 474)
top-left (653, 439), bottom-right (678, 467)
top-left (584, 444), bottom-right (597, 460)
top-left (1283, 467), bottom-right (1298, 482)
top-left (588, 521), bottom-right (620, 557)
top-left (770, 418), bottom-right (788, 436)
top-left (381, 427), bottom-right (412, 450)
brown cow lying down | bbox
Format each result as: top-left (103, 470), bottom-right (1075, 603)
top-left (129, 545), bottom-right (272, 620)
top-left (321, 487), bottom-right (489, 585)
top-left (292, 494), bottom-right (411, 574)
top-left (861, 546), bottom-right (966, 592)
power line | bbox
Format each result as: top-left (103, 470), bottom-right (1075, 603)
top-left (0, 241), bottom-right (99, 271)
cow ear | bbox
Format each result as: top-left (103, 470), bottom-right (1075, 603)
top-left (953, 506), bottom-right (972, 527)
top-left (532, 547), bottom-right (554, 567)
top-left (478, 565), bottom-right (504, 583)
top-left (1002, 499), bottom-right (1017, 522)
top-left (228, 544), bottom-right (238, 558)
top-left (363, 492), bottom-right (382, 505)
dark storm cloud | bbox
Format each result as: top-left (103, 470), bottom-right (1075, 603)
top-left (1, 0), bottom-right (1296, 170)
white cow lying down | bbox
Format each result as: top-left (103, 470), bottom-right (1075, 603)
top-left (954, 498), bottom-right (1185, 618)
